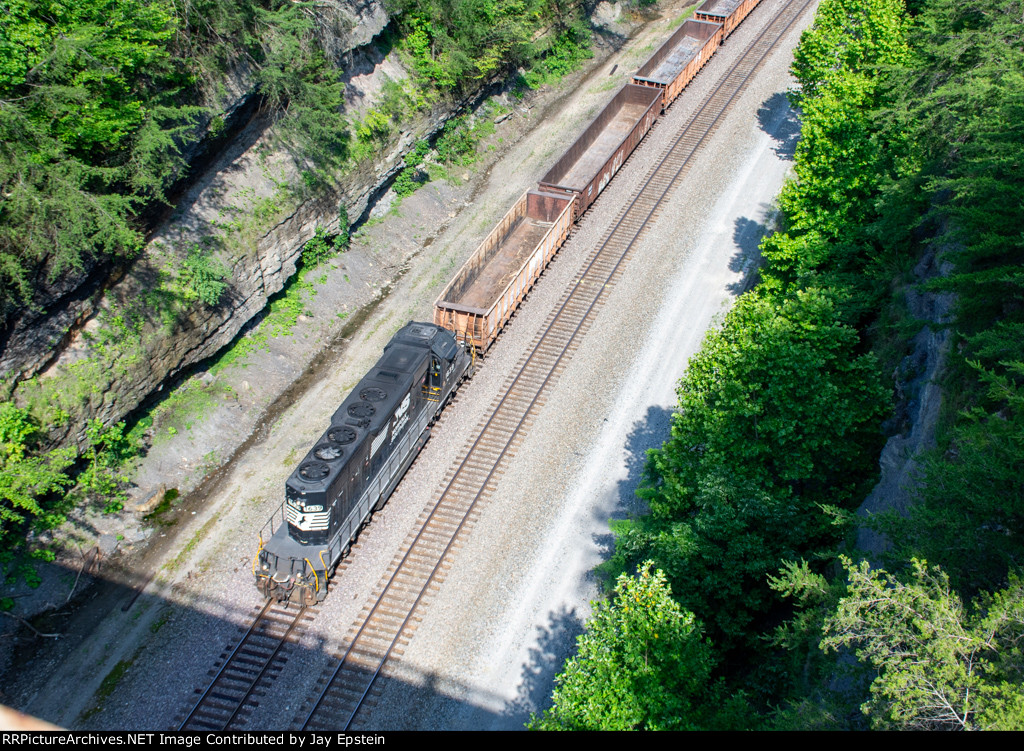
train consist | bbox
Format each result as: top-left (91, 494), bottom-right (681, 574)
top-left (255, 0), bottom-right (762, 602)
top-left (434, 0), bottom-right (759, 351)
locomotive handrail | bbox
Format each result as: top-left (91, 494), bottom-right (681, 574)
top-left (305, 558), bottom-right (319, 593)
top-left (252, 533), bottom-right (264, 576)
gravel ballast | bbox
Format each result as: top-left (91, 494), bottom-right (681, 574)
top-left (7, 0), bottom-right (815, 731)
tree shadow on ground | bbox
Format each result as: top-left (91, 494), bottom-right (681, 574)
top-left (726, 213), bottom-right (772, 295)
top-left (757, 91), bottom-right (801, 161)
top-left (502, 404), bottom-right (675, 725)
top-left (503, 604), bottom-right (586, 727)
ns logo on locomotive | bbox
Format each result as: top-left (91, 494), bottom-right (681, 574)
top-left (254, 322), bottom-right (473, 604)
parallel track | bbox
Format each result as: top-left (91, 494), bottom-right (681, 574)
top-left (299, 0), bottom-right (815, 730)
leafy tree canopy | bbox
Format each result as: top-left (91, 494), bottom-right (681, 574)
top-left (0, 403), bottom-right (74, 579)
top-left (386, 0), bottom-right (587, 91)
top-left (529, 563), bottom-right (717, 730)
top-left (645, 287), bottom-right (887, 521)
top-left (790, 0), bottom-right (909, 102)
top-left (0, 0), bottom-right (201, 316)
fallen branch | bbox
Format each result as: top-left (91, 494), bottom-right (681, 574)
top-left (1, 611), bottom-right (61, 639)
top-left (66, 546), bottom-right (100, 604)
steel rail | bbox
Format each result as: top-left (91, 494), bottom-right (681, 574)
top-left (299, 0), bottom-right (814, 730)
top-left (178, 601), bottom-right (309, 730)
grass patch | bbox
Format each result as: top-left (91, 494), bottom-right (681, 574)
top-left (590, 77), bottom-right (622, 94)
top-left (210, 275), bottom-right (315, 373)
top-left (144, 488), bottom-right (179, 526)
top-left (209, 221), bottom-right (350, 374)
top-left (151, 380), bottom-right (222, 443)
top-left (78, 657), bottom-right (135, 723)
top-left (672, 5), bottom-right (699, 26)
top-left (166, 516), bottom-right (218, 574)
top-left (424, 162), bottom-right (452, 184)
top-left (149, 607), bottom-right (171, 635)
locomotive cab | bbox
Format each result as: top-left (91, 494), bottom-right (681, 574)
top-left (422, 327), bottom-right (468, 404)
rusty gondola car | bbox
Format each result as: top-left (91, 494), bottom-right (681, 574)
top-left (632, 19), bottom-right (724, 111)
top-left (539, 84), bottom-right (662, 222)
top-left (434, 190), bottom-right (574, 352)
top-left (695, 0), bottom-right (763, 38)
top-left (435, 85), bottom-right (661, 353)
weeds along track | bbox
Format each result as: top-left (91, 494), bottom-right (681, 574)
top-left (298, 0), bottom-right (815, 730)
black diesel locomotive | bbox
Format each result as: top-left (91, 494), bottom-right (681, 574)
top-left (255, 322), bottom-right (473, 603)
top-left (254, 0), bottom-right (764, 603)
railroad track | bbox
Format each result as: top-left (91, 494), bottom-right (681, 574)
top-left (176, 601), bottom-right (315, 730)
top-left (298, 0), bottom-right (816, 730)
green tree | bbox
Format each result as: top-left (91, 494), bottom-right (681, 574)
top-left (0, 0), bottom-right (200, 316)
top-left (0, 403), bottom-right (75, 581)
top-left (899, 0), bottom-right (1024, 371)
top-left (823, 558), bottom-right (1024, 730)
top-left (387, 0), bottom-right (589, 93)
top-left (606, 289), bottom-right (887, 649)
top-left (252, 1), bottom-right (349, 171)
top-left (177, 244), bottom-right (229, 306)
top-left (2, 0), bottom-right (184, 159)
top-left (761, 0), bottom-right (913, 301)
top-left (878, 363), bottom-right (1024, 594)
top-left (389, 0), bottom-right (535, 90)
top-left (646, 288), bottom-right (887, 521)
top-left (767, 560), bottom-right (861, 730)
top-left (529, 563), bottom-right (715, 730)
top-left (78, 419), bottom-right (135, 513)
top-left (790, 0), bottom-right (909, 103)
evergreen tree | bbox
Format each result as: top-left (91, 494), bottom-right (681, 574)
top-left (823, 558), bottom-right (1024, 730)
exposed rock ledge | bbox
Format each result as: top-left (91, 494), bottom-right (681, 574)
top-left (856, 249), bottom-right (955, 558)
top-left (1, 0), bottom-right (487, 447)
